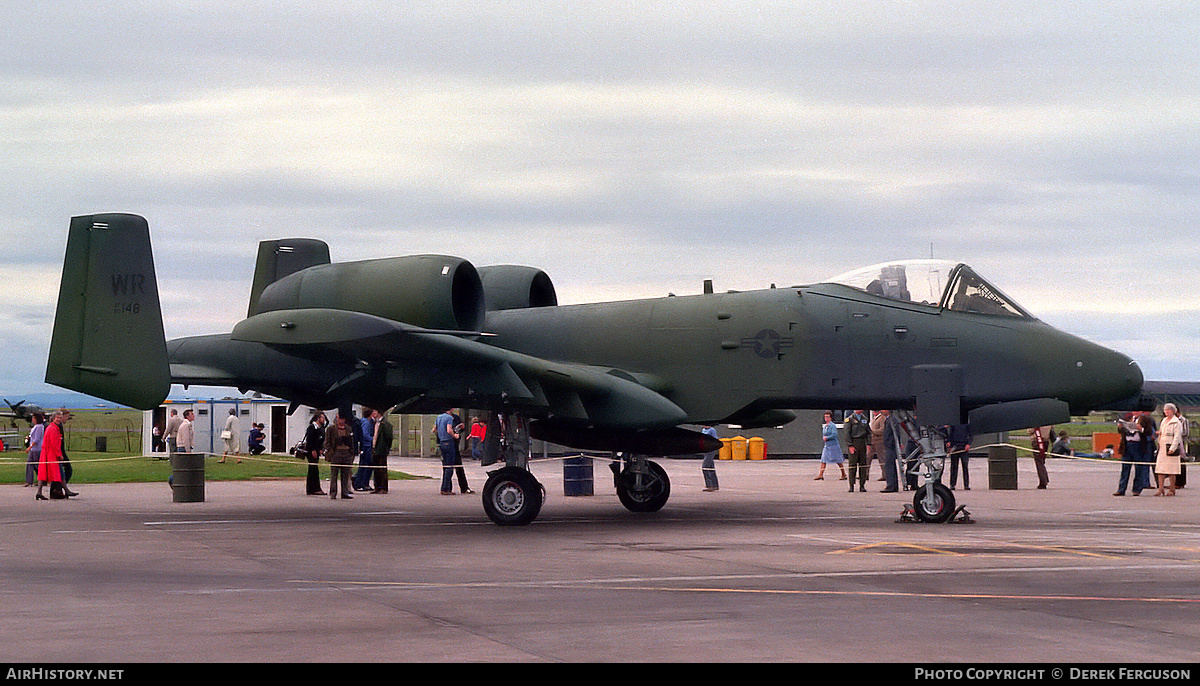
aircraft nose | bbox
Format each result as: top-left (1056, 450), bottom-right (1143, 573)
top-left (1093, 349), bottom-right (1144, 411)
top-left (1125, 356), bottom-right (1144, 392)
top-left (1058, 332), bottom-right (1144, 412)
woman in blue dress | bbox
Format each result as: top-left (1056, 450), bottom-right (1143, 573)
top-left (815, 411), bottom-right (847, 480)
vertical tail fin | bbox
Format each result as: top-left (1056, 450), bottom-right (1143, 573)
top-left (246, 238), bottom-right (330, 316)
top-left (45, 213), bottom-right (170, 409)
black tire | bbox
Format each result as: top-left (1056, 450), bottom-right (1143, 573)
top-left (912, 482), bottom-right (955, 523)
top-left (482, 467), bottom-right (543, 526)
top-left (616, 460), bottom-right (671, 513)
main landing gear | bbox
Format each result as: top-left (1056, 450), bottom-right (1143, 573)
top-left (482, 466), bottom-right (545, 526)
top-left (610, 454), bottom-right (671, 513)
top-left (480, 413), bottom-right (545, 526)
top-left (480, 452), bottom-right (673, 526)
top-left (476, 414), bottom-right (675, 525)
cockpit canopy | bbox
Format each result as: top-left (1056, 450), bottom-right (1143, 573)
top-left (826, 260), bottom-right (1032, 319)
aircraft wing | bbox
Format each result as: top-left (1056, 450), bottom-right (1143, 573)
top-left (229, 308), bottom-right (687, 430)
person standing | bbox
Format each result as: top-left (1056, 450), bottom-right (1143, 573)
top-left (55, 409), bottom-right (77, 496)
top-left (177, 410), bottom-right (195, 454)
top-left (700, 424), bottom-right (720, 492)
top-left (352, 408), bottom-right (375, 491)
top-left (815, 412), bottom-right (847, 481)
top-left (1115, 413), bottom-right (1152, 495)
top-left (1115, 413), bottom-right (1139, 496)
top-left (1028, 425), bottom-right (1051, 489)
top-left (1137, 412), bottom-right (1157, 492)
top-left (869, 411), bottom-right (887, 483)
top-left (1178, 410), bottom-right (1190, 489)
top-left (468, 416), bottom-right (487, 461)
top-left (163, 409), bottom-right (182, 454)
top-left (324, 412), bottom-right (357, 500)
top-left (436, 408), bottom-right (472, 494)
top-left (36, 411), bottom-right (67, 501)
top-left (1132, 412), bottom-right (1152, 494)
top-left (304, 412), bottom-right (327, 496)
top-left (219, 408), bottom-right (240, 463)
top-left (878, 410), bottom-right (900, 493)
top-left (1154, 403), bottom-right (1184, 496)
top-left (25, 412), bottom-right (45, 487)
top-left (845, 409), bottom-right (870, 492)
top-left (947, 424), bottom-right (972, 490)
top-left (370, 409), bottom-right (394, 494)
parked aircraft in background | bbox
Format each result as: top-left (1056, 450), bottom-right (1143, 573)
top-left (46, 214), bottom-right (1143, 524)
top-left (3, 399), bottom-right (44, 425)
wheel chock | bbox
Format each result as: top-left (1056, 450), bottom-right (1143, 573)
top-left (896, 503), bottom-right (975, 524)
top-left (951, 505), bottom-right (974, 524)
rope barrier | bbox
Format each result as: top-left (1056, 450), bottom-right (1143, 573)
top-left (945, 441), bottom-right (1184, 467)
top-left (0, 445), bottom-right (1186, 470)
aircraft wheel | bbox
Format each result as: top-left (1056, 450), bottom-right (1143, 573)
top-left (912, 482), bottom-right (955, 523)
top-left (482, 467), bottom-right (544, 526)
top-left (616, 460), bottom-right (671, 513)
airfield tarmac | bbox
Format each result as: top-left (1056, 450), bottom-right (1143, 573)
top-left (1, 454), bottom-right (1197, 664)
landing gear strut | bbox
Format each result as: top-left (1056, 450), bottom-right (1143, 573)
top-left (611, 454), bottom-right (671, 513)
top-left (480, 413), bottom-right (544, 526)
top-left (482, 466), bottom-right (544, 526)
top-left (896, 412), bottom-right (959, 524)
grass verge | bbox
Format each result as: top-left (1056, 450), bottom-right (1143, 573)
top-left (0, 451), bottom-right (422, 484)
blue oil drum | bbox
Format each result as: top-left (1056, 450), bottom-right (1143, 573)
top-left (563, 455), bottom-right (594, 496)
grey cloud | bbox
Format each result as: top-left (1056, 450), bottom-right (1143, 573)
top-left (2, 1), bottom-right (1198, 395)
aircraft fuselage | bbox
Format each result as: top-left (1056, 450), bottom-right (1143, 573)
top-left (483, 283), bottom-right (1142, 428)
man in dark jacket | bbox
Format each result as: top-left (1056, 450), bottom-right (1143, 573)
top-left (370, 409), bottom-right (394, 494)
top-left (304, 412), bottom-right (327, 496)
top-left (946, 423), bottom-right (972, 490)
top-left (846, 409), bottom-right (871, 492)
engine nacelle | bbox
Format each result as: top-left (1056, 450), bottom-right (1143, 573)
top-left (254, 255), bottom-right (485, 331)
top-left (478, 265), bottom-right (558, 311)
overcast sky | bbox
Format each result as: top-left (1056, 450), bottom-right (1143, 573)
top-left (3, 1), bottom-right (1198, 402)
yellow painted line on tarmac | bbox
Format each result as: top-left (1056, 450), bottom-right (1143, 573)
top-left (624, 587), bottom-right (1200, 604)
top-left (830, 541), bottom-right (1121, 560)
top-left (831, 542), bottom-right (965, 556)
top-left (296, 577), bottom-right (1200, 605)
top-left (1020, 543), bottom-right (1117, 559)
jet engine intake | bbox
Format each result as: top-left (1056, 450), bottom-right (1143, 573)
top-left (254, 255), bottom-right (486, 331)
top-left (478, 265), bottom-right (558, 311)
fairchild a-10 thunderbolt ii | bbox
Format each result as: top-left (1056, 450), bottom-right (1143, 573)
top-left (46, 213), bottom-right (1144, 525)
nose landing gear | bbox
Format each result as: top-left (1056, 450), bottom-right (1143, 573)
top-left (895, 411), bottom-right (973, 524)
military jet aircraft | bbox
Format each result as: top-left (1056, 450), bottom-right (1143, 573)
top-left (46, 213), bottom-right (1144, 525)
